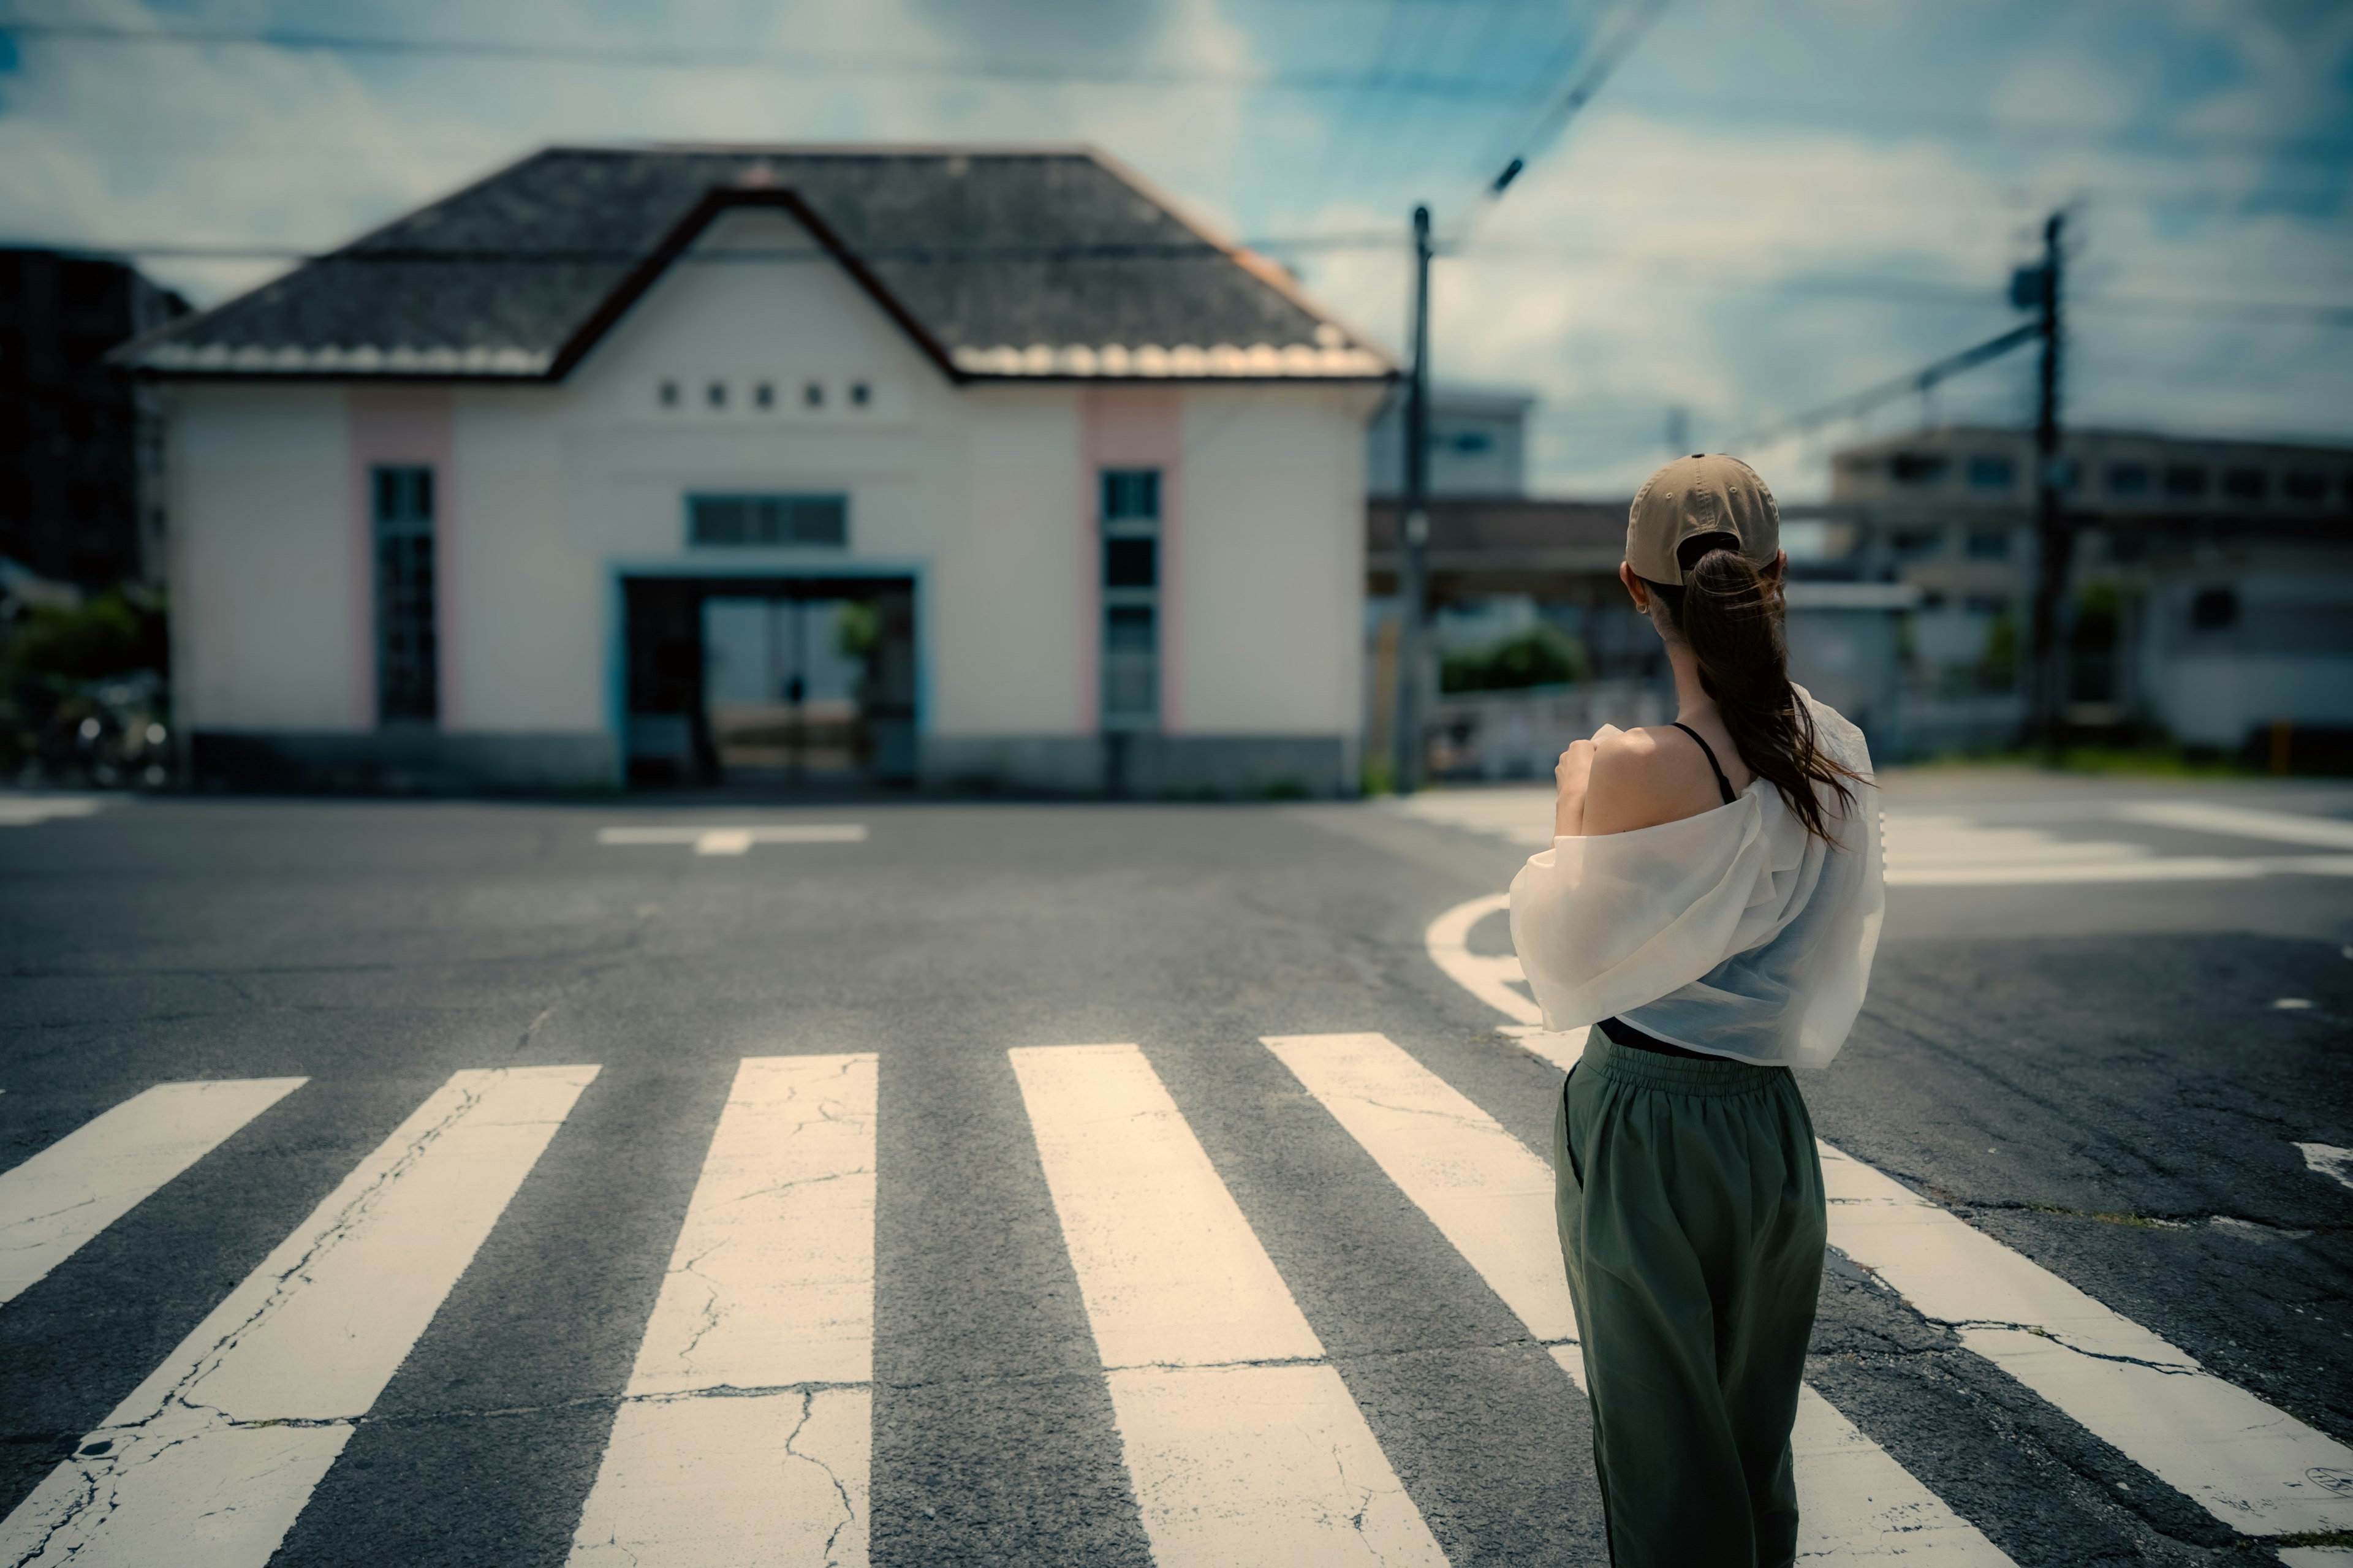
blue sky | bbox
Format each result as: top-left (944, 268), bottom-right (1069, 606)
top-left (3, 0), bottom-right (2347, 498)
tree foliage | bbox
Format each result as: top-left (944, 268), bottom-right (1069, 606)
top-left (1439, 626), bottom-right (1586, 694)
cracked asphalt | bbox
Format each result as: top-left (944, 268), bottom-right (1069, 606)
top-left (1, 777), bottom-right (2349, 1566)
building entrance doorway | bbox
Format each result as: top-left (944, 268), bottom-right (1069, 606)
top-left (623, 575), bottom-right (915, 789)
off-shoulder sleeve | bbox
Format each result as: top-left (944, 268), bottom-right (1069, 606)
top-left (1507, 797), bottom-right (1770, 1031)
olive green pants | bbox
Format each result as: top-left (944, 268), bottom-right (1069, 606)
top-left (1552, 1031), bottom-right (1827, 1568)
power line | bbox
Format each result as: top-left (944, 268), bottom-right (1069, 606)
top-left (1484, 0), bottom-right (1670, 195)
top-left (0, 17), bottom-right (1555, 97)
top-left (13, 16), bottom-right (2343, 165)
top-left (21, 233), bottom-right (2349, 327)
top-left (1736, 321), bottom-right (2042, 446)
top-left (0, 235), bottom-right (1406, 265)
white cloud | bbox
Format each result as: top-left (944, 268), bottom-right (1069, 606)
top-left (1, 0), bottom-right (2344, 502)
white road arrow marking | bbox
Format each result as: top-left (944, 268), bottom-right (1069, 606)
top-left (598, 825), bottom-right (868, 855)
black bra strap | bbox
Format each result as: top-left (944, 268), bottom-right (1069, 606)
top-left (1670, 721), bottom-right (1737, 804)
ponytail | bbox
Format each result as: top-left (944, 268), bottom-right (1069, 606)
top-left (1648, 540), bottom-right (1863, 841)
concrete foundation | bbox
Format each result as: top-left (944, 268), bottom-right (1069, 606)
top-left (922, 733), bottom-right (1354, 798)
top-left (191, 729), bottom-right (620, 793)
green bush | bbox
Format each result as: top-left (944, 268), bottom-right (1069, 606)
top-left (2, 591), bottom-right (165, 682)
top-left (1440, 626), bottom-right (1586, 694)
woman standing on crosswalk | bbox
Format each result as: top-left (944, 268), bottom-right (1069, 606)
top-left (1509, 453), bottom-right (1884, 1568)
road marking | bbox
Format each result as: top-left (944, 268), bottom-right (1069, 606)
top-left (570, 1054), bottom-right (877, 1568)
top-left (1425, 892), bottom-right (1547, 1027)
top-left (2112, 800), bottom-right (2353, 852)
top-left (1819, 1145), bottom-right (2353, 1536)
top-left (1394, 789), bottom-right (1556, 847)
top-left (1263, 1033), bottom-right (1573, 1345)
top-left (1268, 1032), bottom-right (2014, 1564)
top-left (1009, 1043), bottom-right (1447, 1568)
top-left (1398, 789), bottom-right (2353, 885)
top-left (1789, 1384), bottom-right (2015, 1564)
top-left (2295, 1143), bottom-right (2353, 1193)
top-left (1888, 853), bottom-right (2353, 886)
top-left (0, 1078), bottom-right (306, 1305)
top-left (1434, 898), bottom-right (2353, 1540)
top-left (0, 1065), bottom-right (597, 1568)
top-left (597, 825), bottom-right (868, 856)
top-left (0, 796), bottom-right (105, 827)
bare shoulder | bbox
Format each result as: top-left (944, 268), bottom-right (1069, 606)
top-left (1583, 725), bottom-right (1730, 835)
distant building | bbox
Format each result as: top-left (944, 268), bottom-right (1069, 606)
top-left (1818, 424), bottom-right (2353, 760)
top-left (1365, 385), bottom-right (1535, 498)
top-left (0, 250), bottom-right (188, 585)
top-left (1832, 426), bottom-right (2353, 517)
top-left (123, 146), bottom-right (1393, 795)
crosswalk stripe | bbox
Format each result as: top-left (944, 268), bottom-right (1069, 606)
top-left (2112, 800), bottom-right (2353, 852)
top-left (569, 1054), bottom-right (878, 1568)
top-left (1503, 1017), bottom-right (2353, 1540)
top-left (1267, 1032), bottom-right (2015, 1564)
top-left (0, 1064), bottom-right (597, 1568)
top-left (1819, 1143), bottom-right (2353, 1537)
top-left (0, 1077), bottom-right (306, 1305)
top-left (1010, 1043), bottom-right (1449, 1568)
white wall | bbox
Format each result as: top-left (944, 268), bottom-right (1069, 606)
top-left (169, 203), bottom-right (1373, 767)
top-left (935, 390), bottom-right (1086, 735)
top-left (169, 385), bottom-right (355, 730)
top-left (1176, 387), bottom-right (1374, 735)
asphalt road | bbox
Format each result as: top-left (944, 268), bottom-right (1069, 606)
top-left (1, 770), bottom-right (2348, 1566)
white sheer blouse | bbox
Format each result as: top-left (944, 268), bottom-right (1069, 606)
top-left (1506, 689), bottom-right (1884, 1069)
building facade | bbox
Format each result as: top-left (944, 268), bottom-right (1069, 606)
top-left (1, 250), bottom-right (187, 586)
top-left (1364, 384), bottom-right (1536, 500)
top-left (1822, 425), bottom-right (2353, 759)
top-left (127, 147), bottom-right (1392, 795)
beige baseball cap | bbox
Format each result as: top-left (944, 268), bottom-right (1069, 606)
top-left (1626, 453), bottom-right (1781, 585)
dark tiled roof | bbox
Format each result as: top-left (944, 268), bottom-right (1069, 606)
top-left (127, 146), bottom-right (1392, 383)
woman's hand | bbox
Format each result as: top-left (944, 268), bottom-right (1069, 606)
top-left (1553, 725), bottom-right (1622, 838)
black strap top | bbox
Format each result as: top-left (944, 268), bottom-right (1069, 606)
top-left (1670, 721), bottom-right (1738, 805)
top-left (1594, 721), bottom-right (1743, 1062)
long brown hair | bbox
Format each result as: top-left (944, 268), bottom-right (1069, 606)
top-left (1644, 534), bottom-right (1865, 840)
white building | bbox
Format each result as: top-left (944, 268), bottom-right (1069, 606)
top-left (126, 146), bottom-right (1393, 795)
top-left (1821, 424), bottom-right (2353, 759)
top-left (1364, 384), bottom-right (1536, 499)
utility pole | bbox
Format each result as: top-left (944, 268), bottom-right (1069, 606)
top-left (2022, 212), bottom-right (2067, 754)
top-left (1392, 204), bottom-right (1434, 792)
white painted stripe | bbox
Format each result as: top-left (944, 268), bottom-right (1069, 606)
top-left (1011, 1044), bottom-right (1447, 1568)
top-left (570, 1054), bottom-right (876, 1568)
top-left (2113, 800), bottom-right (2353, 851)
top-left (597, 825), bottom-right (868, 851)
top-left (2279, 1548), bottom-right (2353, 1567)
top-left (1469, 952), bottom-right (2353, 1537)
top-left (1789, 1384), bottom-right (2016, 1564)
top-left (1010, 1044), bottom-right (1320, 1368)
top-left (1819, 1142), bottom-right (2353, 1536)
top-left (0, 1065), bottom-right (597, 1568)
top-left (0, 796), bottom-right (104, 827)
top-left (1269, 1032), bottom-right (2012, 1565)
top-left (1262, 1033), bottom-right (1574, 1343)
top-left (2295, 1142), bottom-right (2353, 1194)
top-left (0, 1078), bottom-right (305, 1305)
top-left (1425, 893), bottom-right (1544, 1026)
top-left (1885, 855), bottom-right (2346, 887)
